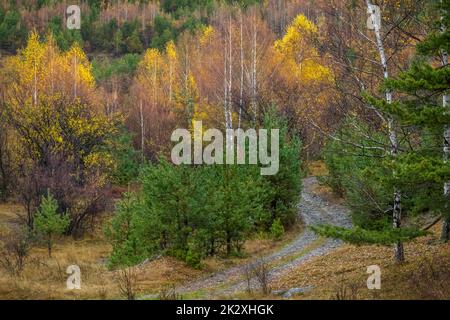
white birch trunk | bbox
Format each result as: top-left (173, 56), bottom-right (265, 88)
top-left (366, 0), bottom-right (404, 262)
top-left (169, 59), bottom-right (173, 103)
top-left (50, 45), bottom-right (54, 95)
top-left (142, 3), bottom-right (146, 30)
top-left (238, 11), bottom-right (244, 129)
top-left (153, 59), bottom-right (157, 110)
top-left (223, 16), bottom-right (233, 133)
top-left (251, 12), bottom-right (258, 122)
top-left (73, 55), bottom-right (77, 100)
top-left (441, 2), bottom-right (450, 241)
top-left (33, 59), bottom-right (37, 106)
top-left (228, 15), bottom-right (233, 130)
top-left (224, 38), bottom-right (229, 129)
top-left (139, 99), bottom-right (145, 161)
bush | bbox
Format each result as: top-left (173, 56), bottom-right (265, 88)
top-left (0, 228), bottom-right (33, 276)
top-left (116, 267), bottom-right (139, 300)
top-left (185, 248), bottom-right (202, 269)
top-left (109, 130), bottom-right (140, 185)
top-left (270, 218), bottom-right (285, 241)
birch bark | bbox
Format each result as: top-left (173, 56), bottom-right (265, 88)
top-left (251, 12), bottom-right (258, 122)
top-left (441, 2), bottom-right (450, 241)
top-left (238, 11), bottom-right (244, 129)
top-left (139, 99), bottom-right (145, 162)
top-left (366, 0), bottom-right (404, 262)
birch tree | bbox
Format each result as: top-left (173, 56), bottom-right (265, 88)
top-left (238, 10), bottom-right (244, 129)
top-left (250, 10), bottom-right (258, 122)
top-left (366, 0), bottom-right (404, 262)
top-left (440, 2), bottom-right (449, 242)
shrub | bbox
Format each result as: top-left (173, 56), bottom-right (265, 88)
top-left (0, 228), bottom-right (33, 276)
top-left (185, 248), bottom-right (202, 269)
top-left (116, 267), bottom-right (139, 300)
top-left (270, 218), bottom-right (285, 241)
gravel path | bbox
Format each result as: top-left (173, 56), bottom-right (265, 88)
top-left (142, 176), bottom-right (351, 299)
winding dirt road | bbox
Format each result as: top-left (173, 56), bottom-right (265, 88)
top-left (142, 176), bottom-right (351, 299)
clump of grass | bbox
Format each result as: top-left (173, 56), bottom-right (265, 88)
top-left (331, 280), bottom-right (360, 300)
top-left (408, 256), bottom-right (450, 300)
top-left (158, 284), bottom-right (182, 300)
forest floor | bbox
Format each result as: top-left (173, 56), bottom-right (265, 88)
top-left (0, 196), bottom-right (303, 299)
top-left (1, 162), bottom-right (449, 299)
top-left (141, 161), bottom-right (450, 300)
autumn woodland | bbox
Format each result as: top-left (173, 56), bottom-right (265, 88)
top-left (0, 0), bottom-right (449, 300)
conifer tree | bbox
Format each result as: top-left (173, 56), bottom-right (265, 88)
top-left (34, 191), bottom-right (70, 257)
top-left (380, 0), bottom-right (450, 242)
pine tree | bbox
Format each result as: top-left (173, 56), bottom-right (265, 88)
top-left (314, 1), bottom-right (449, 262)
top-left (383, 0), bottom-right (450, 242)
top-left (364, 0), bottom-right (450, 242)
top-left (34, 191), bottom-right (70, 257)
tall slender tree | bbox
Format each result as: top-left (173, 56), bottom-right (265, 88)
top-left (439, 0), bottom-right (450, 241)
top-left (366, 0), bottom-right (404, 262)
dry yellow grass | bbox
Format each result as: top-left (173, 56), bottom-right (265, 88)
top-left (0, 202), bottom-right (203, 300)
top-left (0, 232), bottom-right (204, 300)
top-left (0, 203), bottom-right (302, 300)
top-left (258, 160), bottom-right (450, 300)
top-left (306, 160), bottom-right (329, 177)
top-left (271, 223), bottom-right (450, 300)
top-left (0, 203), bottom-right (24, 228)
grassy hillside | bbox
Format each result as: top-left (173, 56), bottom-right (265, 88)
top-left (0, 202), bottom-right (302, 300)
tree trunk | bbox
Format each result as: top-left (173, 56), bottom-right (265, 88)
top-left (238, 10), bottom-right (244, 129)
top-left (47, 234), bottom-right (52, 258)
top-left (366, 0), bottom-right (404, 262)
top-left (73, 55), bottom-right (77, 99)
top-left (441, 212), bottom-right (450, 242)
top-left (228, 14), bottom-right (233, 130)
top-left (0, 138), bottom-right (8, 201)
top-left (169, 59), bottom-right (173, 103)
top-left (226, 232), bottom-right (232, 256)
top-left (251, 12), bottom-right (258, 122)
top-left (139, 99), bottom-right (144, 161)
top-left (223, 37), bottom-right (229, 128)
top-left (34, 60), bottom-right (37, 106)
top-left (223, 19), bottom-right (232, 133)
top-left (441, 2), bottom-right (449, 242)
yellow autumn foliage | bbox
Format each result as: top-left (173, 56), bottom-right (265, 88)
top-left (2, 32), bottom-right (97, 109)
top-left (0, 34), bottom-right (119, 185)
top-left (199, 25), bottom-right (214, 46)
top-left (166, 40), bottom-right (177, 60)
top-left (274, 14), bottom-right (333, 84)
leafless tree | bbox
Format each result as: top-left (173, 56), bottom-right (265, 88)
top-left (0, 228), bottom-right (33, 277)
top-left (116, 266), bottom-right (139, 300)
top-left (250, 259), bottom-right (271, 295)
top-left (332, 281), bottom-right (360, 300)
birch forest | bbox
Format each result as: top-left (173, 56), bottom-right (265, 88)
top-left (0, 0), bottom-right (448, 301)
